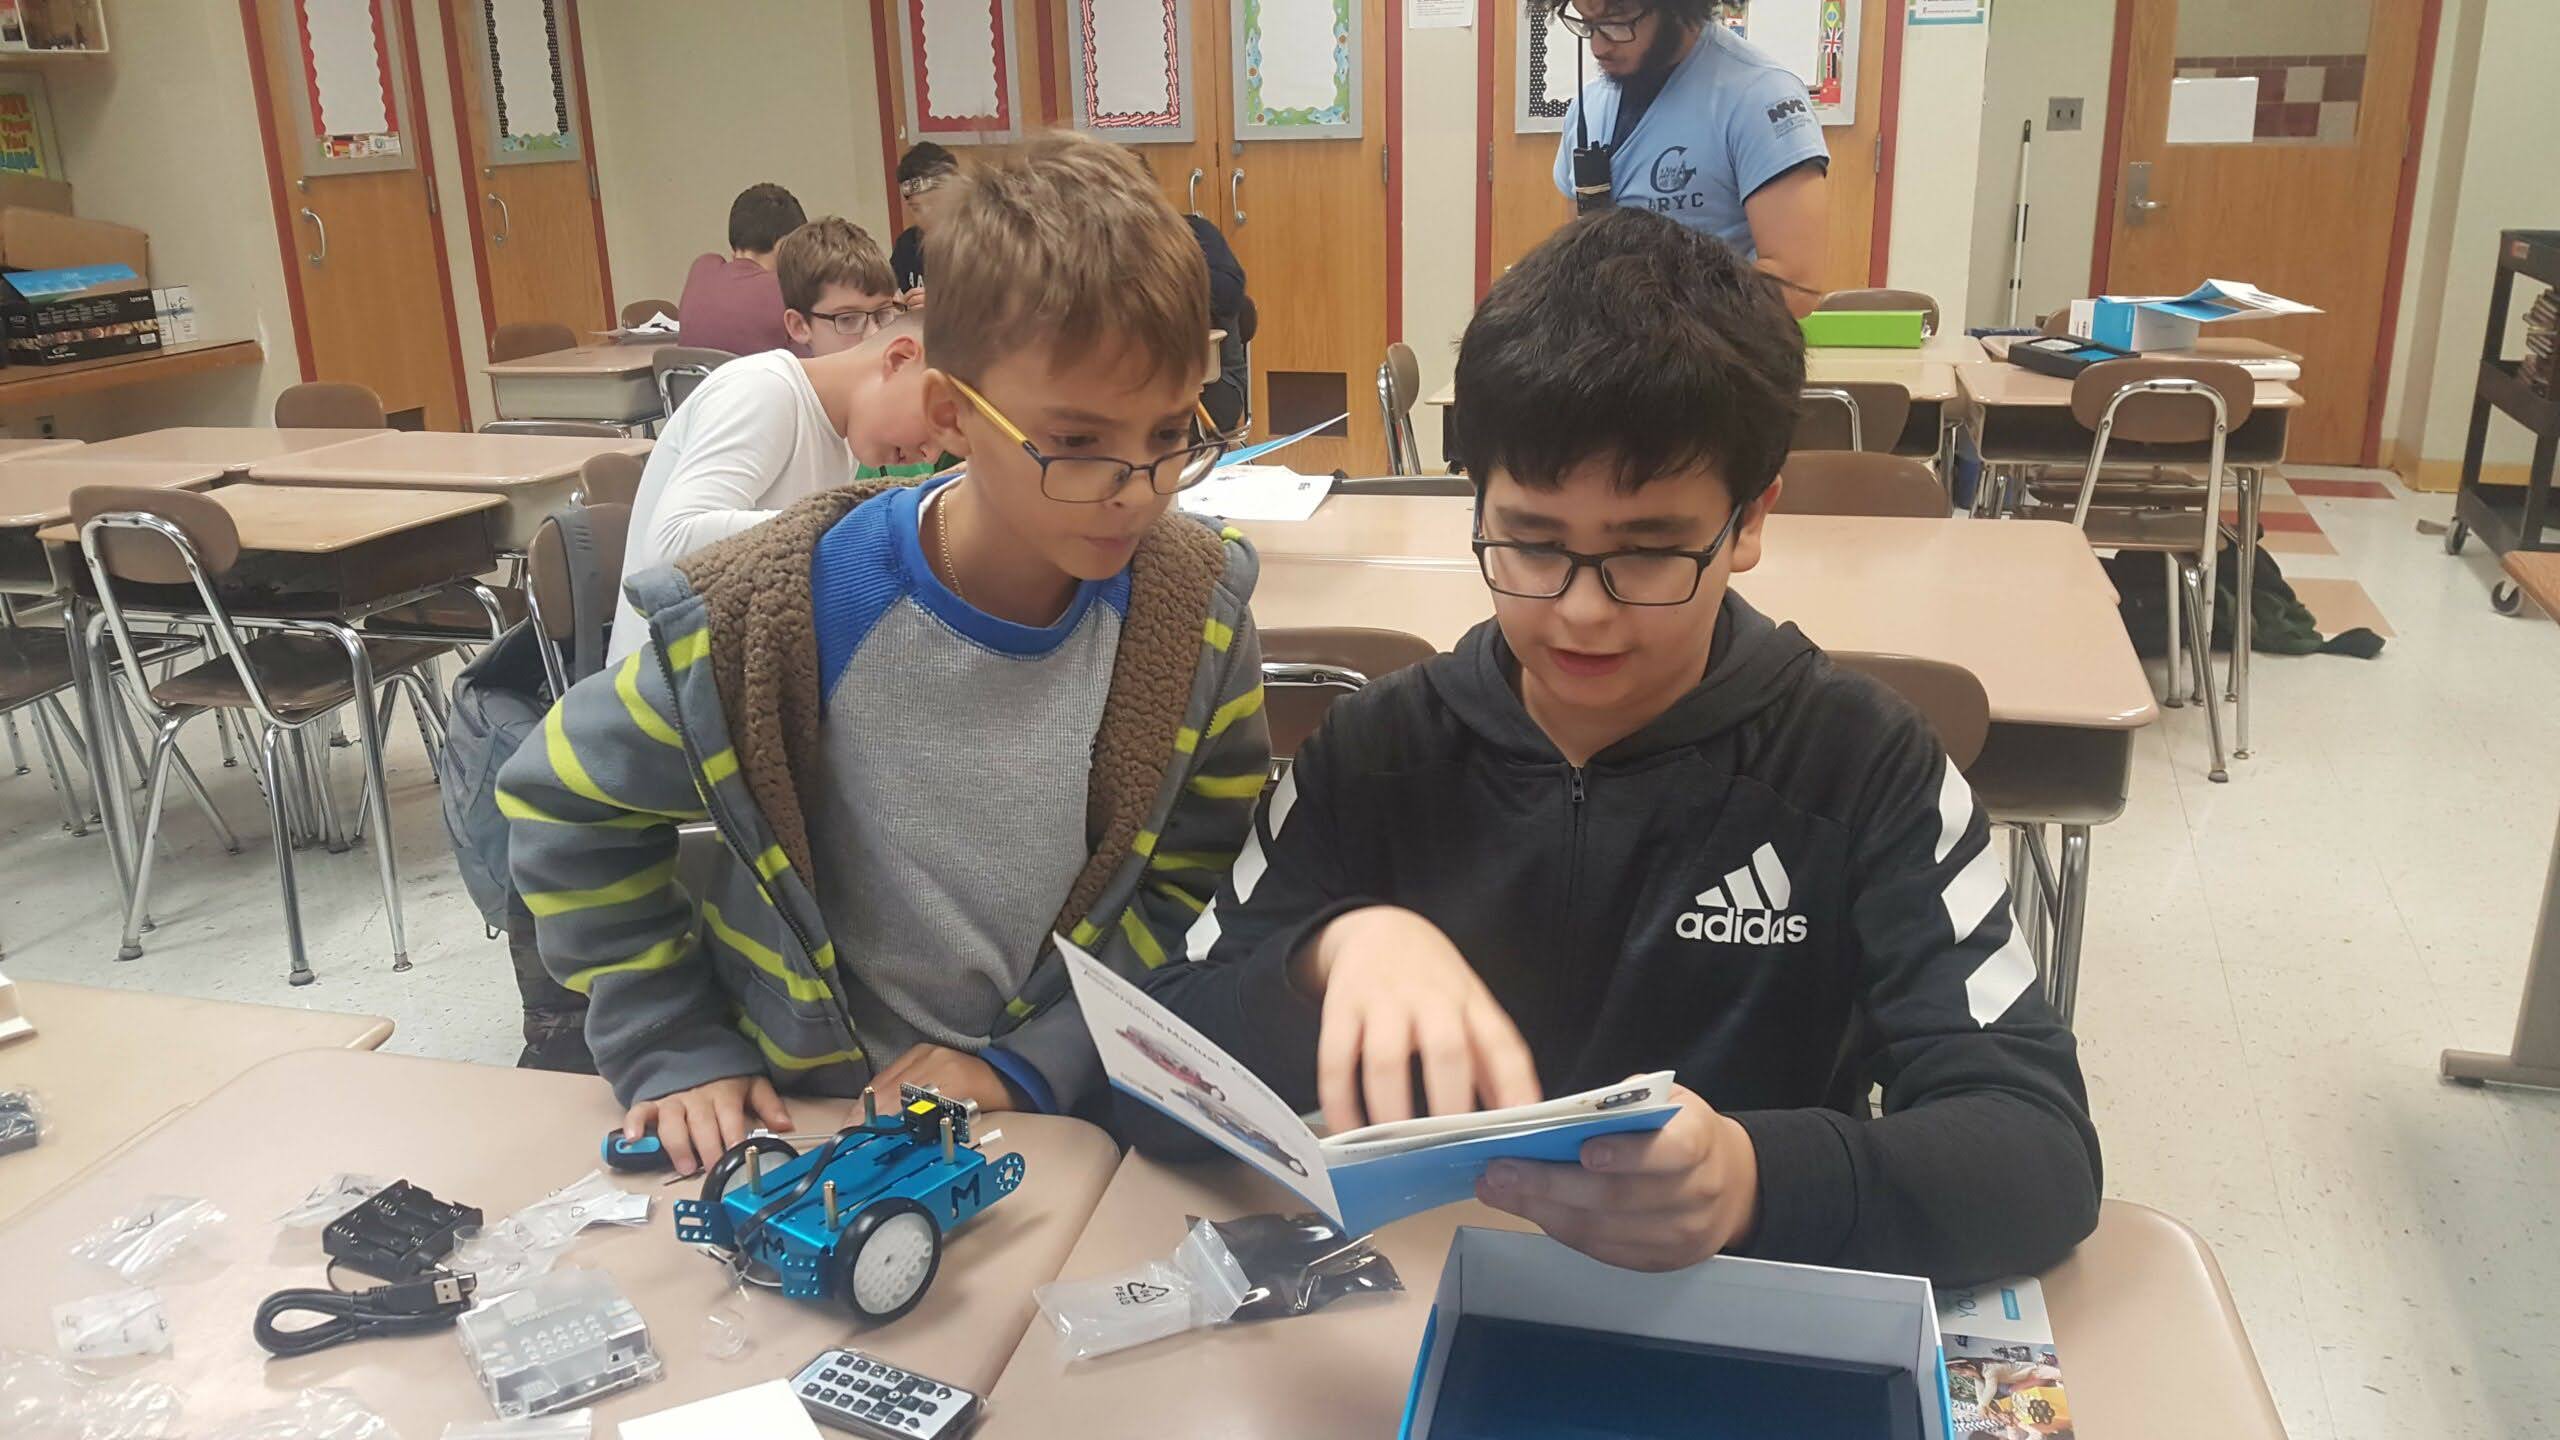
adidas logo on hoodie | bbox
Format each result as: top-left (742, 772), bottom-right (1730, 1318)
top-left (1676, 842), bottom-right (1809, 945)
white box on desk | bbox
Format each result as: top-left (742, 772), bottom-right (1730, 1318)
top-left (2071, 279), bottom-right (2320, 354)
top-left (1398, 1227), bottom-right (1949, 1440)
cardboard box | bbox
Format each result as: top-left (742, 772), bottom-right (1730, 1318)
top-left (0, 205), bottom-right (147, 281)
top-left (2072, 279), bottom-right (2320, 354)
top-left (1801, 309), bottom-right (1927, 349)
top-left (150, 284), bottom-right (196, 344)
top-left (1399, 1228), bottom-right (1948, 1440)
top-left (0, 173), bottom-right (71, 215)
top-left (2, 262), bottom-right (160, 365)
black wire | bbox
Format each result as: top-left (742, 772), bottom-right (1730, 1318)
top-left (253, 1273), bottom-right (477, 1359)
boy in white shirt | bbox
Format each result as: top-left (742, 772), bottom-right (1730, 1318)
top-left (609, 309), bottom-right (935, 661)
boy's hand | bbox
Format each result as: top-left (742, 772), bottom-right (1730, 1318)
top-left (903, 285), bottom-right (927, 309)
top-left (1474, 1087), bottom-right (1760, 1272)
top-left (1295, 906), bottom-right (1542, 1133)
top-left (868, 1043), bottom-right (1026, 1113)
top-left (622, 1074), bottom-right (792, 1176)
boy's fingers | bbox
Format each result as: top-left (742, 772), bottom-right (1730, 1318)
top-left (1361, 1009), bottom-right (1418, 1127)
top-left (1466, 1001), bottom-right (1542, 1111)
top-left (1415, 1008), bottom-right (1479, 1118)
top-left (1581, 1111), bottom-right (1710, 1175)
top-left (750, 1079), bottom-right (793, 1132)
top-left (704, 1089), bottom-right (748, 1157)
top-left (658, 1106), bottom-right (699, 1176)
top-left (1316, 1006), bottom-right (1365, 1135)
top-left (1481, 1159), bottom-right (1688, 1215)
top-left (622, 1102), bottom-right (655, 1143)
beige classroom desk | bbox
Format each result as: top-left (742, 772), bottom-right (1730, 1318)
top-left (247, 430), bottom-right (651, 551)
top-left (981, 1155), bottom-right (2285, 1440)
top-left (1957, 360), bottom-right (2302, 470)
top-left (0, 1050), bottom-right (1121, 1430)
top-left (486, 342), bottom-right (668, 426)
top-left (0, 982), bottom-right (391, 1222)
top-left (65, 426), bottom-right (391, 471)
top-left (0, 437), bottom-right (85, 460)
top-left (0, 457), bottom-right (227, 591)
top-left (1979, 334), bottom-right (2299, 367)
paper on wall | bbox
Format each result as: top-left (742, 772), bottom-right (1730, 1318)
top-left (1091, 0), bottom-right (1179, 119)
top-left (919, 0), bottom-right (1003, 119)
top-left (1407, 0), bottom-right (1473, 31)
top-left (1749, 0), bottom-right (1825, 94)
top-left (302, 0), bottom-right (394, 139)
top-left (2167, 75), bottom-right (2258, 145)
top-left (1256, 0), bottom-right (1343, 113)
top-left (490, 0), bottom-right (564, 139)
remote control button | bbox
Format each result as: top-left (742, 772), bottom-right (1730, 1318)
top-left (802, 1382), bottom-right (823, 1396)
top-left (934, 1385), bottom-right (950, 1398)
top-left (822, 1368), bottom-right (841, 1383)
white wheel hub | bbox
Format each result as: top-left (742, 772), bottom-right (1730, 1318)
top-left (851, 1210), bottom-right (936, 1314)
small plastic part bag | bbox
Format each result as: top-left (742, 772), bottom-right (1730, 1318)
top-left (0, 1087), bottom-right (49, 1158)
top-left (50, 1290), bottom-right (171, 1360)
top-left (1189, 1211), bottom-right (1404, 1321)
top-left (0, 1347), bottom-right (184, 1439)
top-left (198, 1390), bottom-right (400, 1440)
top-left (67, 1196), bottom-right (227, 1282)
top-left (1032, 1219), bottom-right (1253, 1363)
top-left (508, 1172), bottom-right (648, 1250)
top-left (439, 1413), bottom-right (592, 1440)
top-left (276, 1175), bottom-right (388, 1230)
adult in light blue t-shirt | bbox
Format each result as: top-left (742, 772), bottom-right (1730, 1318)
top-left (1551, 0), bottom-right (1831, 315)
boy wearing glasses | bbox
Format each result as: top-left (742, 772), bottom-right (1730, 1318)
top-left (1141, 211), bottom-right (2099, 1285)
top-left (778, 217), bottom-right (906, 359)
top-left (508, 134), bottom-right (1267, 1174)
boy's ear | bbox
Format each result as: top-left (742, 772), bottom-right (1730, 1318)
top-left (879, 331), bottom-right (925, 374)
top-left (920, 368), bottom-right (974, 460)
top-left (782, 309), bottom-right (814, 347)
top-left (1727, 478), bottom-right (1782, 576)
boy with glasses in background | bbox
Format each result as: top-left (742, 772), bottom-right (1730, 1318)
top-left (778, 217), bottom-right (907, 358)
top-left (1140, 210), bottom-right (2099, 1286)
top-left (508, 133), bottom-right (1269, 1173)
top-left (889, 142), bottom-right (959, 306)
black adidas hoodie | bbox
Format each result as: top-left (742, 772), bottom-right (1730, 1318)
top-left (1136, 596), bottom-right (2102, 1286)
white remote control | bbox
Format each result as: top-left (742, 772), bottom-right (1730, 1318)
top-left (790, 1347), bottom-right (981, 1438)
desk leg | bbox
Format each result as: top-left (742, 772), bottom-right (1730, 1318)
top-left (2050, 825), bottom-right (2091, 1029)
top-left (2443, 805), bottom-right (2560, 1090)
top-left (66, 600), bottom-right (138, 919)
top-left (329, 625), bottom-right (412, 973)
top-left (2231, 468), bottom-right (2259, 758)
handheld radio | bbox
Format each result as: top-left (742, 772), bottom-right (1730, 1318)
top-left (1569, 34), bottom-right (1613, 214)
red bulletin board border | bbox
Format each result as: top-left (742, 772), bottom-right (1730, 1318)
top-left (908, 0), bottom-right (1016, 134)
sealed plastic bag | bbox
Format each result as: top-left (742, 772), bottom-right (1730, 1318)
top-left (1190, 1211), bottom-right (1403, 1320)
top-left (445, 1224), bottom-right (564, 1301)
top-left (1033, 1219), bottom-right (1253, 1363)
top-left (0, 1086), bottom-right (48, 1158)
top-left (0, 1347), bottom-right (183, 1439)
top-left (68, 1196), bottom-right (226, 1282)
top-left (508, 1171), bottom-right (647, 1250)
top-left (198, 1389), bottom-right (398, 1440)
top-left (50, 1290), bottom-right (171, 1360)
top-left (276, 1175), bottom-right (387, 1230)
top-left (439, 1413), bottom-right (591, 1440)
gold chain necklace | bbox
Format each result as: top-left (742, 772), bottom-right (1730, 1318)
top-left (933, 485), bottom-right (968, 605)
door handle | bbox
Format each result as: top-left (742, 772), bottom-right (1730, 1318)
top-left (2124, 161), bottom-right (2164, 225)
top-left (1229, 168), bottom-right (1245, 227)
top-left (299, 207), bottom-right (328, 265)
top-left (486, 192), bottom-right (512, 245)
top-left (1187, 167), bottom-right (1204, 216)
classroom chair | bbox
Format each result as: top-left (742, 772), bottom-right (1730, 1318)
top-left (524, 502), bottom-right (633, 697)
top-left (621, 298), bottom-right (679, 326)
top-left (2021, 358), bottom-right (2256, 783)
top-left (478, 420), bottom-right (631, 439)
top-left (575, 450), bottom-right (646, 508)
top-left (652, 346), bottom-right (737, 418)
top-left (72, 486), bottom-right (457, 985)
top-left (1774, 451), bottom-right (1949, 518)
top-left (1826, 653), bottom-right (1988, 771)
top-left (1376, 342), bottom-right (1423, 475)
top-left (0, 601), bottom-right (220, 842)
top-left (490, 321), bottom-right (579, 363)
top-left (1816, 288), bottom-right (1942, 337)
top-left (1261, 626), bottom-right (1437, 773)
top-left (1793, 381), bottom-right (1912, 454)
top-left (272, 382), bottom-right (385, 429)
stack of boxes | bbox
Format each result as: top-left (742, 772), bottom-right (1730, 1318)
top-left (0, 172), bottom-right (158, 367)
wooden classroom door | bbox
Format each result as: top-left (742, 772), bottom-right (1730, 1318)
top-left (440, 0), bottom-right (613, 340)
top-left (2098, 0), bottom-right (2430, 465)
top-left (1484, 0), bottom-right (1886, 294)
top-left (1219, 0), bottom-right (1390, 475)
top-left (248, 0), bottom-right (468, 431)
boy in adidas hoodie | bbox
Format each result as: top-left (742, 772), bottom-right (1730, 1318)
top-left (1141, 209), bottom-right (2099, 1285)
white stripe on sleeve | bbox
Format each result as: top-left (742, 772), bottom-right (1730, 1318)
top-left (1939, 843), bottom-right (2011, 940)
top-left (1966, 931), bottom-right (2039, 1026)
top-left (1933, 760), bottom-right (1974, 864)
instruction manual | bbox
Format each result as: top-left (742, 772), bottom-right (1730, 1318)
top-left (1060, 937), bottom-right (1679, 1236)
top-left (1178, 464), bottom-right (1332, 523)
top-left (1939, 1276), bottom-right (2075, 1438)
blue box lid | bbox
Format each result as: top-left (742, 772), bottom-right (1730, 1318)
top-left (6, 264), bottom-right (144, 299)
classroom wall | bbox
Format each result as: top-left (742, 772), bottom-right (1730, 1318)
top-left (27, 0), bottom-right (297, 436)
top-left (1964, 0), bottom-right (2114, 331)
top-left (2383, 0), bottom-right (2560, 483)
top-left (1400, 20), bottom-right (1478, 472)
top-left (414, 0), bottom-right (496, 428)
top-left (1881, 9), bottom-right (1989, 324)
top-left (580, 1), bottom-right (895, 317)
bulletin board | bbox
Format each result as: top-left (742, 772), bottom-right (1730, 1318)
top-left (1232, 0), bottom-right (1361, 140)
top-left (1071, 0), bottom-right (1197, 143)
top-left (0, 72), bottom-right (61, 178)
top-left (467, 0), bottom-right (585, 166)
top-left (284, 0), bottom-right (418, 174)
top-left (894, 0), bottom-right (1025, 144)
top-left (1726, 0), bottom-right (1860, 126)
top-left (1514, 0), bottom-right (1567, 135)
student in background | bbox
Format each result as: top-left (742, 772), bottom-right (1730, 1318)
top-left (1187, 214), bottom-right (1252, 434)
top-left (777, 217), bottom-right (906, 358)
top-left (677, 182), bottom-right (808, 356)
top-left (888, 143), bottom-right (958, 304)
top-left (607, 310), bottom-right (937, 662)
top-left (1139, 211), bottom-right (2099, 1286)
top-left (505, 134), bottom-right (1270, 1172)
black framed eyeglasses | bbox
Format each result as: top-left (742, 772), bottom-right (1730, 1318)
top-left (1553, 2), bottom-right (1651, 44)
top-left (950, 376), bottom-right (1229, 504)
top-left (1472, 507), bottom-right (1744, 606)
top-left (803, 302), bottom-right (907, 339)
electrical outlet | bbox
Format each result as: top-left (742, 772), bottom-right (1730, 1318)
top-left (2047, 97), bottom-right (2084, 133)
top-left (34, 415), bottom-right (54, 438)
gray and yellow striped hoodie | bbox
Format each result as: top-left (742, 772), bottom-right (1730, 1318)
top-left (498, 481), bottom-right (1269, 1113)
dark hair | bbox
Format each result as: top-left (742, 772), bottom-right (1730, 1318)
top-left (776, 217), bottom-right (894, 311)
top-left (898, 143), bottom-right (959, 186)
top-left (727, 183), bottom-right (807, 255)
top-left (1453, 208), bottom-right (1803, 506)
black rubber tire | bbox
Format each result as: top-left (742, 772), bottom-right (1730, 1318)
top-left (2445, 520), bottom-right (2469, 556)
top-left (2492, 580), bottom-right (2525, 616)
top-left (835, 1196), bottom-right (944, 1324)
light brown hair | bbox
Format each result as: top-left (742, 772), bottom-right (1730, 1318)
top-left (923, 132), bottom-right (1208, 387)
top-left (776, 217), bottom-right (895, 313)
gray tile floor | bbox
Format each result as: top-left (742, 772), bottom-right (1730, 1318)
top-left (3, 469), bottom-right (2556, 1439)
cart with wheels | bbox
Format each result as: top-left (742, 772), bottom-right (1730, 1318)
top-left (2447, 229), bottom-right (2560, 614)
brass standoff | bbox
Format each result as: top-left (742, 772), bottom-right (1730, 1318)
top-left (823, 1179), bottom-right (841, 1228)
top-left (940, 1112), bottom-right (955, 1165)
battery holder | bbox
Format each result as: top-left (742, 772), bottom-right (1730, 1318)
top-left (323, 1179), bottom-right (482, 1281)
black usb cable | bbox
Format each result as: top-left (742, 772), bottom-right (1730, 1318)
top-left (253, 1272), bottom-right (478, 1358)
